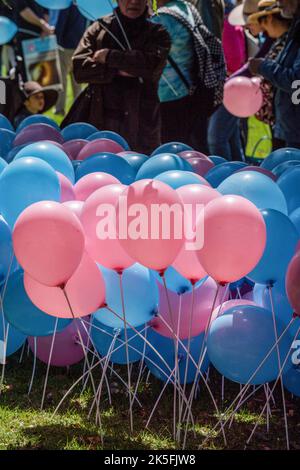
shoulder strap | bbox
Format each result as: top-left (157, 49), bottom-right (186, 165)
top-left (167, 55), bottom-right (191, 92)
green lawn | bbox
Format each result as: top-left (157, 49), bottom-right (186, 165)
top-left (0, 353), bottom-right (299, 450)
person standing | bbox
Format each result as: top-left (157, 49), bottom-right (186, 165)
top-left (54, 4), bottom-right (88, 116)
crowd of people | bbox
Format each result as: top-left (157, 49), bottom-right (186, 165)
top-left (1, 0), bottom-right (300, 157)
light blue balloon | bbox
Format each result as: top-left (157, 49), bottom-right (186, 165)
top-left (16, 114), bottom-right (60, 134)
top-left (35, 0), bottom-right (72, 8)
top-left (277, 166), bottom-right (300, 214)
top-left (119, 153), bottom-right (148, 174)
top-left (290, 207), bottom-right (300, 236)
top-left (76, 0), bottom-right (114, 20)
top-left (136, 153), bottom-right (193, 180)
top-left (0, 216), bottom-right (17, 283)
top-left (0, 316), bottom-right (26, 357)
top-left (248, 209), bottom-right (298, 285)
top-left (261, 147), bottom-right (300, 171)
top-left (0, 114), bottom-right (14, 132)
top-left (207, 305), bottom-right (292, 385)
top-left (253, 280), bottom-right (300, 337)
top-left (3, 270), bottom-right (71, 337)
top-left (0, 157), bottom-right (61, 228)
top-left (95, 264), bottom-right (159, 329)
top-left (152, 142), bottom-right (193, 156)
top-left (76, 153), bottom-right (135, 184)
top-left (218, 170), bottom-right (288, 214)
top-left (61, 122), bottom-right (99, 141)
top-left (145, 329), bottom-right (209, 383)
top-left (152, 266), bottom-right (205, 295)
top-left (272, 160), bottom-right (300, 178)
top-left (283, 366), bottom-right (300, 397)
top-left (14, 142), bottom-right (75, 183)
top-left (154, 170), bottom-right (205, 189)
top-left (0, 129), bottom-right (15, 160)
top-left (0, 17), bottom-right (18, 46)
top-left (87, 130), bottom-right (130, 151)
top-left (0, 158), bottom-right (8, 175)
top-left (91, 318), bottom-right (147, 365)
top-left (208, 155), bottom-right (227, 166)
top-left (205, 161), bottom-right (247, 188)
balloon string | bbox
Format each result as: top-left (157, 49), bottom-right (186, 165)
top-left (28, 336), bottom-right (37, 395)
top-left (40, 317), bottom-right (58, 410)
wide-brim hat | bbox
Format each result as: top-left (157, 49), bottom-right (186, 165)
top-left (247, 0), bottom-right (281, 24)
top-left (22, 81), bottom-right (58, 112)
top-left (228, 0), bottom-right (260, 25)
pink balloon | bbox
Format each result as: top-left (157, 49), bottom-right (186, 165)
top-left (77, 139), bottom-right (124, 160)
top-left (151, 277), bottom-right (228, 339)
top-left (187, 157), bottom-right (215, 177)
top-left (286, 251), bottom-right (300, 314)
top-left (57, 172), bottom-right (75, 202)
top-left (63, 139), bottom-right (88, 161)
top-left (179, 150), bottom-right (209, 161)
top-left (13, 201), bottom-right (85, 287)
top-left (28, 319), bottom-right (89, 367)
top-left (197, 195), bottom-right (266, 283)
top-left (236, 165), bottom-right (277, 182)
top-left (74, 172), bottom-right (121, 201)
top-left (117, 179), bottom-right (184, 271)
top-left (211, 299), bottom-right (258, 323)
top-left (223, 76), bottom-right (263, 118)
top-left (63, 200), bottom-right (84, 219)
top-left (24, 252), bottom-right (105, 318)
top-left (80, 184), bottom-right (134, 270)
top-left (14, 124), bottom-right (64, 147)
top-left (173, 184), bottom-right (221, 281)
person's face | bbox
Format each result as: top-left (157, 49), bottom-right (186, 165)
top-left (245, 21), bottom-right (263, 36)
top-left (260, 15), bottom-right (277, 36)
top-left (278, 0), bottom-right (299, 18)
top-left (118, 0), bottom-right (147, 19)
top-left (25, 92), bottom-right (45, 114)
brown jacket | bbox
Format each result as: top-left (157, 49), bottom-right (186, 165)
top-left (69, 11), bottom-right (171, 154)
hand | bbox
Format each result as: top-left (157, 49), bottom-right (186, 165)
top-left (40, 19), bottom-right (54, 36)
top-left (93, 49), bottom-right (110, 64)
top-left (249, 58), bottom-right (264, 75)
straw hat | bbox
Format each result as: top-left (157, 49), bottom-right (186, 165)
top-left (247, 0), bottom-right (282, 24)
top-left (228, 0), bottom-right (260, 25)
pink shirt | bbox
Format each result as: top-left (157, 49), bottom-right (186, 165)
top-left (222, 18), bottom-right (247, 75)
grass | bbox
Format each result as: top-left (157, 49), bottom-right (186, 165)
top-left (0, 352), bottom-right (300, 450)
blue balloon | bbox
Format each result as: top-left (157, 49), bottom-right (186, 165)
top-left (253, 280), bottom-right (300, 337)
top-left (0, 158), bottom-right (7, 175)
top-left (145, 328), bottom-right (209, 383)
top-left (290, 207), bottom-right (300, 236)
top-left (261, 147), bottom-right (300, 171)
top-left (3, 270), bottom-right (71, 337)
top-left (35, 0), bottom-right (72, 8)
top-left (75, 153), bottom-right (135, 184)
top-left (136, 153), bottom-right (193, 180)
top-left (0, 157), bottom-right (61, 228)
top-left (207, 305), bottom-right (292, 385)
top-left (0, 129), bottom-right (15, 160)
top-left (205, 161), bottom-right (247, 188)
top-left (208, 155), bottom-right (227, 166)
top-left (5, 145), bottom-right (27, 164)
top-left (0, 17), bottom-right (18, 46)
top-left (152, 266), bottom-right (205, 295)
top-left (91, 318), bottom-right (147, 364)
top-left (95, 264), bottom-right (159, 329)
top-left (277, 166), bottom-right (300, 214)
top-left (87, 131), bottom-right (130, 150)
top-left (0, 114), bottom-right (14, 132)
top-left (0, 316), bottom-right (26, 357)
top-left (0, 216), bottom-right (17, 283)
top-left (154, 170), bottom-right (205, 189)
top-left (76, 0), bottom-right (114, 20)
top-left (16, 114), bottom-right (60, 133)
top-left (61, 123), bottom-right (98, 141)
top-left (248, 209), bottom-right (298, 285)
top-left (272, 160), bottom-right (300, 178)
top-left (119, 153), bottom-right (148, 174)
top-left (14, 142), bottom-right (75, 183)
top-left (151, 142), bottom-right (193, 156)
top-left (283, 365), bottom-right (300, 397)
top-left (218, 170), bottom-right (288, 214)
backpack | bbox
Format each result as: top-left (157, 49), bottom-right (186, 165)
top-left (157, 1), bottom-right (227, 115)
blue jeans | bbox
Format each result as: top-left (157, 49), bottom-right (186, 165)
top-left (208, 105), bottom-right (245, 161)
